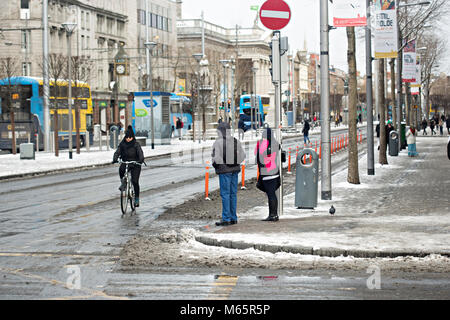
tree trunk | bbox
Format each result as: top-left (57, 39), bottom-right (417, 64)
top-left (346, 27), bottom-right (360, 184)
top-left (390, 59), bottom-right (396, 125)
top-left (405, 83), bottom-right (410, 126)
top-left (378, 59), bottom-right (388, 165)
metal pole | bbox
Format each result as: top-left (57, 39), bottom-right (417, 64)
top-left (292, 54), bottom-right (296, 129)
top-left (67, 32), bottom-right (73, 160)
top-left (396, 7), bottom-right (402, 150)
top-left (320, 0), bottom-right (331, 200)
top-left (146, 0), bottom-right (155, 150)
top-left (231, 64), bottom-right (236, 135)
top-left (42, 0), bottom-right (50, 152)
top-left (366, 0), bottom-right (375, 175)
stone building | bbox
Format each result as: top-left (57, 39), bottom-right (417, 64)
top-left (0, 0), bottom-right (179, 132)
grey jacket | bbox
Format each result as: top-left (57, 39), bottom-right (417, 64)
top-left (212, 122), bottom-right (246, 174)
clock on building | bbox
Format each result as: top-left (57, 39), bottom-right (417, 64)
top-left (115, 63), bottom-right (126, 76)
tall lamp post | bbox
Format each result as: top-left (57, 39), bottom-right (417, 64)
top-left (145, 41), bottom-right (156, 149)
top-left (62, 22), bottom-right (77, 160)
top-left (219, 59), bottom-right (231, 123)
top-left (252, 66), bottom-right (259, 135)
top-left (193, 53), bottom-right (204, 143)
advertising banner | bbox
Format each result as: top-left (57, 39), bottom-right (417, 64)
top-left (332, 0), bottom-right (367, 27)
top-left (402, 40), bottom-right (417, 83)
top-left (374, 0), bottom-right (398, 59)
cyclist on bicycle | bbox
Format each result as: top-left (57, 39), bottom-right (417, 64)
top-left (112, 125), bottom-right (145, 207)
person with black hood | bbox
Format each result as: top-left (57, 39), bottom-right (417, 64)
top-left (212, 122), bottom-right (246, 226)
top-left (255, 127), bottom-right (282, 222)
top-left (112, 125), bottom-right (145, 207)
top-left (302, 119), bottom-right (311, 145)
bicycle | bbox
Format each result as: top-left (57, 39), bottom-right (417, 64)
top-left (118, 160), bottom-right (142, 216)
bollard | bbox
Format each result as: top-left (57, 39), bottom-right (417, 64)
top-left (205, 161), bottom-right (211, 200)
top-left (86, 131), bottom-right (90, 152)
top-left (106, 131), bottom-right (110, 151)
top-left (287, 148), bottom-right (292, 174)
top-left (331, 137), bottom-right (334, 155)
top-left (296, 146), bottom-right (299, 159)
top-left (99, 133), bottom-right (102, 151)
top-left (241, 162), bottom-right (247, 190)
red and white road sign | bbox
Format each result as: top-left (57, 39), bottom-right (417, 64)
top-left (259, 0), bottom-right (291, 31)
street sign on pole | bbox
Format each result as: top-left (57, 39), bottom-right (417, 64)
top-left (259, 0), bottom-right (291, 31)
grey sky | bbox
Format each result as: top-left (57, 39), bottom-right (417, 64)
top-left (181, 0), bottom-right (450, 76)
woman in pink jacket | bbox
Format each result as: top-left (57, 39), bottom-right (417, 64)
top-left (255, 127), bottom-right (281, 222)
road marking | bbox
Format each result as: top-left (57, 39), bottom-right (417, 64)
top-left (207, 275), bottom-right (239, 300)
top-left (0, 252), bottom-right (119, 258)
top-left (0, 267), bottom-right (128, 300)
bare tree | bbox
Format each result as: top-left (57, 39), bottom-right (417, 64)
top-left (39, 53), bottom-right (67, 156)
top-left (70, 55), bottom-right (93, 153)
top-left (346, 27), bottom-right (360, 184)
top-left (0, 57), bottom-right (20, 154)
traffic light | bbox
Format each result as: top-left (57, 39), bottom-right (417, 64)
top-left (219, 101), bottom-right (224, 110)
top-left (269, 42), bottom-right (273, 79)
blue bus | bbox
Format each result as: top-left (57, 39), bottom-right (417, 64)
top-left (239, 94), bottom-right (265, 132)
top-left (0, 76), bottom-right (93, 151)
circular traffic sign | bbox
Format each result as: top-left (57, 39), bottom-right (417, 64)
top-left (259, 0), bottom-right (291, 31)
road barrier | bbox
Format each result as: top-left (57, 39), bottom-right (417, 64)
top-left (205, 161), bottom-right (211, 200)
top-left (241, 162), bottom-right (247, 190)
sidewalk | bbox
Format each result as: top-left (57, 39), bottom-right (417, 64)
top-left (0, 122), bottom-right (364, 180)
top-left (195, 136), bottom-right (450, 258)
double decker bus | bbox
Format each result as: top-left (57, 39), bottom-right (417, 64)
top-left (0, 76), bottom-right (93, 151)
top-left (239, 94), bottom-right (265, 131)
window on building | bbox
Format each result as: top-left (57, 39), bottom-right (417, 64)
top-left (20, 0), bottom-right (29, 9)
top-left (137, 9), bottom-right (146, 25)
top-left (97, 15), bottom-right (104, 33)
top-left (151, 13), bottom-right (157, 28)
top-left (81, 11), bottom-right (85, 29)
top-left (107, 18), bottom-right (114, 34)
top-left (21, 30), bottom-right (30, 50)
top-left (81, 35), bottom-right (85, 49)
top-left (86, 12), bottom-right (90, 30)
top-left (117, 21), bottom-right (125, 36)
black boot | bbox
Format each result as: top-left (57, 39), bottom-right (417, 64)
top-left (262, 197), bottom-right (279, 221)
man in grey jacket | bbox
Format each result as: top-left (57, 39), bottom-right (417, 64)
top-left (212, 122), bottom-right (246, 226)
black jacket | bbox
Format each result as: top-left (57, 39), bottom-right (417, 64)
top-left (212, 122), bottom-right (245, 174)
top-left (113, 139), bottom-right (144, 163)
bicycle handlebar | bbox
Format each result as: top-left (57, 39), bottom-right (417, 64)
top-left (118, 160), bottom-right (143, 166)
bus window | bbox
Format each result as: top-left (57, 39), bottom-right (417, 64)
top-left (243, 97), bottom-right (251, 104)
top-left (261, 97), bottom-right (270, 105)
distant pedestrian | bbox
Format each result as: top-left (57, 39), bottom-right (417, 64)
top-left (212, 122), bottom-right (246, 226)
top-left (439, 118), bottom-right (444, 136)
top-left (421, 119), bottom-right (428, 135)
top-left (376, 122), bottom-right (380, 150)
top-left (358, 114), bottom-right (362, 124)
top-left (255, 127), bottom-right (282, 222)
top-left (406, 126), bottom-right (418, 157)
top-left (238, 117), bottom-right (245, 140)
top-left (175, 117), bottom-right (183, 139)
top-left (430, 120), bottom-right (436, 135)
top-left (446, 116), bottom-right (450, 135)
top-left (302, 119), bottom-right (311, 145)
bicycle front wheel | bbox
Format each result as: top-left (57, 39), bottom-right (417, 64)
top-left (121, 186), bottom-right (129, 215)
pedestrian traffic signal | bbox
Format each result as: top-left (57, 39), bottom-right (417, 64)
top-left (220, 102), bottom-right (224, 110)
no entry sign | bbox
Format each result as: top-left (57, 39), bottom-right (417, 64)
top-left (259, 0), bottom-right (291, 30)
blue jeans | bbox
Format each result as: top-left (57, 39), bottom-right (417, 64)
top-left (304, 133), bottom-right (310, 144)
top-left (219, 172), bottom-right (238, 222)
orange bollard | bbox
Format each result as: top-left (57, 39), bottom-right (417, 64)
top-left (331, 137), bottom-right (334, 155)
top-left (319, 143), bottom-right (322, 160)
top-left (241, 162), bottom-right (247, 190)
top-left (205, 161), bottom-right (211, 200)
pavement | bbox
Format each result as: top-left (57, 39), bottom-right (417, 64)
top-left (195, 136), bottom-right (450, 259)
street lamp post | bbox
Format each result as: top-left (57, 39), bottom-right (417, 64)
top-left (145, 41), bottom-right (156, 149)
top-left (219, 59), bottom-right (231, 124)
top-left (252, 66), bottom-right (259, 136)
top-left (62, 22), bottom-right (77, 160)
top-left (193, 53), bottom-right (204, 143)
